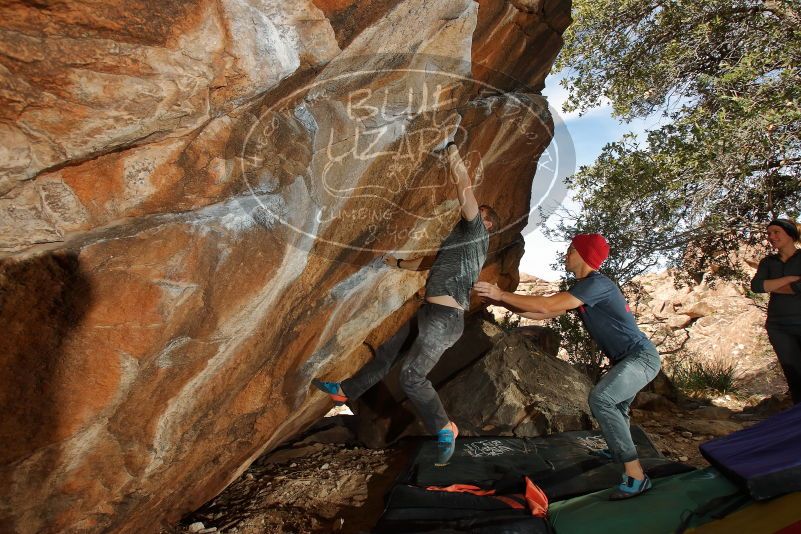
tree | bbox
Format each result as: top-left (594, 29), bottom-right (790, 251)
top-left (549, 0), bottom-right (801, 286)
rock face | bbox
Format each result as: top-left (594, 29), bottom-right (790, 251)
top-left (631, 270), bottom-right (785, 397)
top-left (441, 331), bottom-right (595, 436)
top-left (0, 1), bottom-right (571, 532)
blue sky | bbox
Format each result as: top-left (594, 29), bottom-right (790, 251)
top-left (518, 72), bottom-right (663, 280)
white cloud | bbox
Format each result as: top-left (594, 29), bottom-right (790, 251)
top-left (520, 228), bottom-right (567, 281)
top-left (541, 72), bottom-right (613, 123)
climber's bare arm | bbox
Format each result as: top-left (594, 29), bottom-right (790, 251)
top-left (520, 311), bottom-right (566, 320)
top-left (482, 298), bottom-right (563, 320)
top-left (474, 281), bottom-right (583, 314)
top-left (447, 144), bottom-right (480, 222)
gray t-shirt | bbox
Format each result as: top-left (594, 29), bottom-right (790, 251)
top-left (568, 271), bottom-right (655, 362)
top-left (425, 214), bottom-right (489, 309)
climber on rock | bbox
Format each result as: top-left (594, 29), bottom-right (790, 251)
top-left (313, 142), bottom-right (500, 466)
top-left (473, 234), bottom-right (661, 500)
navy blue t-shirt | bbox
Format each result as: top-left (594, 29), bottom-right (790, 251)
top-left (568, 271), bottom-right (654, 362)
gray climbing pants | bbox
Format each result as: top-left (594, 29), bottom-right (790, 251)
top-left (341, 302), bottom-right (464, 433)
top-left (588, 345), bottom-right (661, 463)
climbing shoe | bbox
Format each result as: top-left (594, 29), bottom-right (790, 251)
top-left (589, 448), bottom-right (614, 460)
top-left (311, 379), bottom-right (348, 406)
top-left (435, 422), bottom-right (458, 467)
top-left (609, 474), bottom-right (652, 500)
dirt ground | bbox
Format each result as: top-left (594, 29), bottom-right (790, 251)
top-left (633, 411), bottom-right (720, 468)
top-left (162, 424), bottom-right (415, 534)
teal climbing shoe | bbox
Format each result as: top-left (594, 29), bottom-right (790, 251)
top-left (435, 423), bottom-right (458, 466)
top-left (311, 379), bottom-right (348, 406)
top-left (609, 474), bottom-right (652, 500)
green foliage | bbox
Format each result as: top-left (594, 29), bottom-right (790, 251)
top-left (746, 288), bottom-right (769, 306)
top-left (549, 0), bottom-right (801, 285)
top-left (670, 357), bottom-right (741, 395)
top-left (497, 310), bottom-right (521, 331)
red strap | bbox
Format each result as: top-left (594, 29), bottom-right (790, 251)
top-left (426, 485), bottom-right (528, 510)
top-left (425, 484), bottom-right (496, 496)
top-left (524, 477), bottom-right (549, 518)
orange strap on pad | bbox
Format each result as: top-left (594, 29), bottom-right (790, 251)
top-left (524, 477), bottom-right (549, 518)
top-left (425, 484), bottom-right (496, 496)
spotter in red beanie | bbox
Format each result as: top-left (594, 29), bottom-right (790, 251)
top-left (571, 234), bottom-right (609, 270)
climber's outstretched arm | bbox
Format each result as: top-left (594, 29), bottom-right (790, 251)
top-left (447, 144), bottom-right (480, 222)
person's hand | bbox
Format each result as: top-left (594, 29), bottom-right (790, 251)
top-left (781, 275), bottom-right (801, 286)
top-left (473, 281), bottom-right (503, 301)
top-left (445, 143), bottom-right (461, 184)
top-left (383, 255), bottom-right (398, 268)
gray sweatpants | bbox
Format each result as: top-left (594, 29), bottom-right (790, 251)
top-left (341, 302), bottom-right (464, 433)
top-left (588, 345), bottom-right (661, 463)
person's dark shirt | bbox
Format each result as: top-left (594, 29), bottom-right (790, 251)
top-left (425, 214), bottom-right (489, 309)
top-left (750, 250), bottom-right (801, 326)
top-left (568, 271), bottom-right (655, 362)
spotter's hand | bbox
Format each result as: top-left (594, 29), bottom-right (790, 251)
top-left (473, 281), bottom-right (503, 301)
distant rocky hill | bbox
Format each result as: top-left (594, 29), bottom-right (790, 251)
top-left (495, 268), bottom-right (785, 400)
top-left (630, 269), bottom-right (784, 399)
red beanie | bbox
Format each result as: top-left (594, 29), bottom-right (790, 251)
top-left (571, 234), bottom-right (609, 270)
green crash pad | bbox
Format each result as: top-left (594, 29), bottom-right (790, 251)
top-left (550, 468), bottom-right (744, 534)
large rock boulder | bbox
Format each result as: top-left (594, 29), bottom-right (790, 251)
top-left (441, 331), bottom-right (594, 436)
top-left (632, 270), bottom-right (785, 397)
top-left (0, 1), bottom-right (571, 532)
top-left (350, 323), bottom-right (591, 445)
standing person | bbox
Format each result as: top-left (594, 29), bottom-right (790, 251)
top-left (313, 143), bottom-right (500, 466)
top-left (474, 234), bottom-right (661, 500)
top-left (750, 218), bottom-right (801, 404)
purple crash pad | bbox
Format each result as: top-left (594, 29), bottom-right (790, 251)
top-left (700, 403), bottom-right (801, 500)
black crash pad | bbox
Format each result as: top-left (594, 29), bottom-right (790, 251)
top-left (399, 428), bottom-right (693, 502)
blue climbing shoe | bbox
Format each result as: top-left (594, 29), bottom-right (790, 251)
top-left (435, 422), bottom-right (458, 466)
top-left (311, 379), bottom-right (348, 406)
top-left (609, 474), bottom-right (652, 500)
